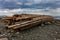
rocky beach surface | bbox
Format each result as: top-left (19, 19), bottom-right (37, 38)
top-left (0, 19), bottom-right (60, 40)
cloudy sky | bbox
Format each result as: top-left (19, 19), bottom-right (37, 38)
top-left (0, 0), bottom-right (60, 9)
top-left (0, 0), bottom-right (60, 19)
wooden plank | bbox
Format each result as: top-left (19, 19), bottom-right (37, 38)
top-left (5, 14), bottom-right (54, 30)
top-left (6, 17), bottom-right (42, 28)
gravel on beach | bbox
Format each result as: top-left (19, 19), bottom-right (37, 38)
top-left (0, 20), bottom-right (60, 40)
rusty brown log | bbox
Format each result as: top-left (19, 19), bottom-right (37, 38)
top-left (2, 14), bottom-right (41, 25)
top-left (1, 14), bottom-right (54, 30)
top-left (5, 16), bottom-right (54, 30)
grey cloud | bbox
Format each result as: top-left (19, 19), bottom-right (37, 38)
top-left (0, 0), bottom-right (60, 9)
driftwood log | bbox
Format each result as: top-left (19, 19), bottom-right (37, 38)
top-left (1, 14), bottom-right (55, 30)
top-left (2, 14), bottom-right (40, 25)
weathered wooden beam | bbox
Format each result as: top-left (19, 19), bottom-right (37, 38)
top-left (6, 17), bottom-right (41, 28)
top-left (2, 14), bottom-right (54, 30)
top-left (5, 16), bottom-right (54, 30)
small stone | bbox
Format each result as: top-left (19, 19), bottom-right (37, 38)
top-left (55, 32), bottom-right (58, 34)
top-left (21, 36), bottom-right (23, 38)
top-left (0, 35), bottom-right (3, 37)
top-left (7, 33), bottom-right (10, 36)
top-left (16, 32), bottom-right (19, 34)
top-left (0, 38), bottom-right (8, 40)
top-left (41, 24), bottom-right (44, 26)
top-left (10, 29), bottom-right (14, 33)
top-left (0, 34), bottom-right (7, 37)
top-left (57, 39), bottom-right (60, 40)
top-left (2, 34), bottom-right (6, 36)
top-left (47, 22), bottom-right (51, 24)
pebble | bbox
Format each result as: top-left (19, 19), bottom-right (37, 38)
top-left (55, 32), bottom-right (58, 34)
top-left (16, 32), bottom-right (20, 34)
top-left (47, 22), bottom-right (51, 24)
top-left (41, 24), bottom-right (45, 26)
top-left (57, 39), bottom-right (60, 40)
top-left (3, 34), bottom-right (6, 36)
top-left (0, 34), bottom-right (5, 37)
top-left (0, 38), bottom-right (8, 40)
top-left (54, 38), bottom-right (56, 40)
top-left (0, 34), bottom-right (8, 37)
top-left (0, 20), bottom-right (60, 40)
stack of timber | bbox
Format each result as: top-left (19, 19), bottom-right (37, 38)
top-left (2, 14), bottom-right (41, 25)
top-left (4, 14), bottom-right (54, 30)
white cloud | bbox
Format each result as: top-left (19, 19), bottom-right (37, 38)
top-left (25, 3), bottom-right (32, 5)
top-left (4, 0), bottom-right (60, 5)
top-left (50, 8), bottom-right (60, 16)
top-left (0, 0), bottom-right (60, 20)
top-left (17, 2), bottom-right (23, 5)
top-left (33, 0), bottom-right (42, 4)
top-left (0, 8), bottom-right (60, 17)
top-left (4, 0), bottom-right (13, 2)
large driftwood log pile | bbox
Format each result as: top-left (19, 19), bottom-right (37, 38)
top-left (1, 14), bottom-right (55, 30)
